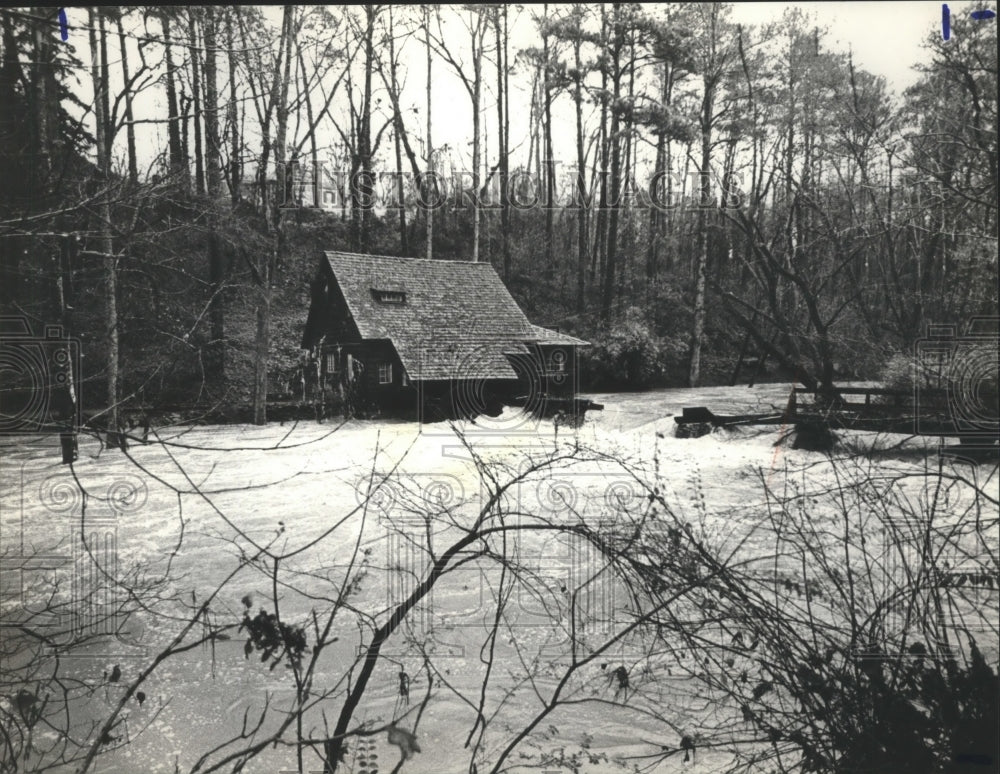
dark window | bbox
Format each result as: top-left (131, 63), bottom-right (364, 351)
top-left (378, 363), bottom-right (393, 384)
top-left (371, 289), bottom-right (406, 304)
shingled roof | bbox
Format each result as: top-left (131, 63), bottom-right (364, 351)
top-left (321, 251), bottom-right (586, 381)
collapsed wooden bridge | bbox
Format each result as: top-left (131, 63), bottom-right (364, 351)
top-left (675, 385), bottom-right (1000, 450)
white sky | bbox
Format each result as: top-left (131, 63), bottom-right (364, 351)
top-left (729, 1), bottom-right (948, 92)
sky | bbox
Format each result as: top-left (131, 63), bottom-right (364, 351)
top-left (729, 1), bottom-right (948, 92)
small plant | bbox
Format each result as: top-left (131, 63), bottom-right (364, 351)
top-left (239, 598), bottom-right (308, 671)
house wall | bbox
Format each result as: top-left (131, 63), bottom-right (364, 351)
top-left (537, 344), bottom-right (579, 397)
top-left (322, 339), bottom-right (414, 416)
top-left (506, 345), bottom-right (579, 399)
top-left (354, 340), bottom-right (403, 391)
top-left (302, 262), bottom-right (361, 349)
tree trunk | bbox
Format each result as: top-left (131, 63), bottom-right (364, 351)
top-left (393, 123), bottom-right (407, 253)
top-left (203, 6), bottom-right (225, 384)
top-left (116, 15), bottom-right (138, 183)
top-left (689, 4), bottom-right (729, 388)
top-left (388, 9), bottom-right (408, 254)
top-left (29, 11), bottom-right (48, 183)
top-left (542, 5), bottom-right (555, 276)
top-left (600, 4), bottom-right (622, 323)
top-left (351, 7), bottom-right (375, 253)
top-left (689, 70), bottom-right (714, 388)
top-left (594, 3), bottom-right (609, 294)
top-left (98, 13), bottom-right (112, 164)
top-left (783, 38), bottom-right (798, 319)
top-left (253, 5), bottom-right (294, 425)
top-left (189, 8), bottom-right (205, 195)
top-left (647, 60), bottom-right (671, 283)
top-left (424, 5), bottom-right (434, 260)
top-left (56, 235), bottom-right (78, 463)
top-left (620, 27), bottom-right (636, 295)
top-left (361, 8), bottom-right (374, 253)
top-left (202, 23), bottom-right (222, 200)
top-left (345, 43), bottom-right (357, 231)
top-left (162, 15), bottom-right (185, 185)
top-left (526, 70), bottom-right (537, 177)
top-left (227, 13), bottom-right (241, 204)
top-left (647, 126), bottom-right (665, 281)
top-left (496, 6), bottom-right (511, 282)
top-left (0, 12), bottom-right (22, 303)
top-left (296, 45), bottom-right (314, 207)
top-left (471, 15), bottom-right (482, 263)
top-left (89, 7), bottom-right (118, 437)
top-left (574, 34), bottom-right (587, 310)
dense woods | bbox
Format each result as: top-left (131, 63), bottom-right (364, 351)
top-left (0, 4), bottom-right (996, 427)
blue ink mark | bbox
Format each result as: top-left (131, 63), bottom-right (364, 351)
top-left (942, 3), bottom-right (951, 40)
top-left (58, 8), bottom-right (68, 41)
top-left (970, 9), bottom-right (996, 20)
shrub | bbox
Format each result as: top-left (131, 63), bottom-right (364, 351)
top-left (582, 307), bottom-right (672, 390)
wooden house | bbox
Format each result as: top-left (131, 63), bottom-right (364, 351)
top-left (301, 251), bottom-right (588, 419)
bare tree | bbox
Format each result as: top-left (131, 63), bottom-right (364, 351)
top-left (431, 7), bottom-right (489, 262)
top-left (425, 4), bottom-right (434, 260)
top-left (88, 7), bottom-right (119, 442)
top-left (252, 4), bottom-right (295, 425)
top-left (689, 3), bottom-right (736, 388)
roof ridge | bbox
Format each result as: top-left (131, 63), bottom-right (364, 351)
top-left (324, 250), bottom-right (493, 266)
